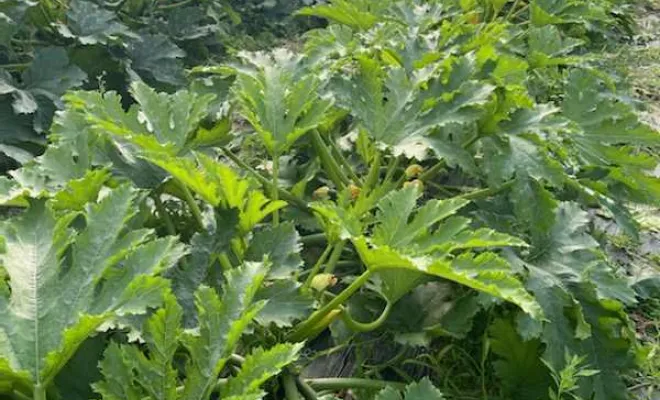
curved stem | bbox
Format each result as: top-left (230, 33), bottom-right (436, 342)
top-left (305, 378), bottom-right (405, 391)
top-left (340, 299), bottom-right (392, 333)
top-left (289, 269), bottom-right (372, 342)
top-left (295, 376), bottom-right (319, 400)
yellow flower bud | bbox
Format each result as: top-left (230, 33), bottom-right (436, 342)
top-left (313, 186), bottom-right (331, 200)
top-left (405, 164), bottom-right (424, 178)
top-left (311, 273), bottom-right (338, 292)
top-left (348, 183), bottom-right (361, 200)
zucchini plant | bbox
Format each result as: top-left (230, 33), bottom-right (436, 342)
top-left (0, 0), bottom-right (658, 399)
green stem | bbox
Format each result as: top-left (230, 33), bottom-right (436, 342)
top-left (504, 0), bottom-right (521, 21)
top-left (457, 180), bottom-right (514, 200)
top-left (289, 269), bottom-right (372, 342)
top-left (419, 160), bottom-right (447, 182)
top-left (272, 155), bottom-right (280, 226)
top-left (153, 194), bottom-right (176, 236)
top-left (283, 374), bottom-right (303, 400)
top-left (327, 135), bottom-right (361, 185)
top-left (384, 155), bottom-right (401, 183)
top-left (295, 376), bottom-right (319, 400)
top-left (33, 385), bottom-right (46, 400)
top-left (218, 252), bottom-right (233, 271)
top-left (157, 0), bottom-right (193, 9)
top-left (303, 243), bottom-right (334, 291)
top-left (178, 182), bottom-right (204, 230)
top-left (300, 233), bottom-right (327, 246)
top-left (0, 63), bottom-right (30, 70)
top-left (323, 240), bottom-right (345, 274)
top-left (363, 151), bottom-right (382, 193)
top-left (340, 300), bottom-right (392, 333)
top-left (221, 148), bottom-right (310, 212)
top-left (305, 378), bottom-right (405, 391)
top-left (311, 130), bottom-right (350, 189)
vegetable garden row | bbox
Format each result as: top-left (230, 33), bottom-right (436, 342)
top-left (1, 0), bottom-right (660, 399)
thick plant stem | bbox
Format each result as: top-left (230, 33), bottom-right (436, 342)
top-left (327, 135), bottom-right (362, 185)
top-left (303, 243), bottom-right (334, 291)
top-left (419, 160), bottom-right (447, 182)
top-left (179, 182), bottom-right (205, 230)
top-left (300, 233), bottom-right (326, 246)
top-left (311, 130), bottom-right (350, 189)
top-left (363, 151), bottom-right (382, 193)
top-left (272, 155), bottom-right (280, 226)
top-left (289, 269), bottom-right (372, 342)
top-left (283, 373), bottom-right (303, 400)
top-left (221, 148), bottom-right (310, 212)
top-left (305, 378), bottom-right (405, 391)
top-left (340, 300), bottom-right (392, 333)
top-left (218, 252), bottom-right (233, 271)
top-left (33, 385), bottom-right (46, 400)
top-left (323, 241), bottom-right (345, 274)
top-left (295, 376), bottom-right (319, 400)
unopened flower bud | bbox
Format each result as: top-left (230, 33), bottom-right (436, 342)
top-left (405, 164), bottom-right (424, 178)
top-left (311, 273), bottom-right (338, 292)
top-left (348, 183), bottom-right (361, 200)
top-left (313, 186), bottom-right (331, 200)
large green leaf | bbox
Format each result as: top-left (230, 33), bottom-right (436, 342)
top-left (351, 187), bottom-right (540, 318)
top-left (245, 222), bottom-right (303, 279)
top-left (515, 202), bottom-right (638, 400)
top-left (95, 262), bottom-right (277, 400)
top-left (489, 318), bottom-right (550, 399)
top-left (181, 262), bottom-right (268, 400)
top-left (332, 56), bottom-right (493, 159)
top-left (126, 34), bottom-right (185, 86)
top-left (0, 47), bottom-right (86, 133)
top-left (562, 70), bottom-right (660, 166)
top-left (297, 0), bottom-right (378, 30)
top-left (219, 343), bottom-right (303, 398)
top-left (213, 49), bottom-right (334, 155)
top-left (55, 0), bottom-right (136, 45)
top-left (0, 185), bottom-right (184, 396)
top-left (130, 81), bottom-right (216, 149)
top-left (169, 209), bottom-right (239, 327)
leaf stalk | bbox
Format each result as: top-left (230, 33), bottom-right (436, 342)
top-left (289, 269), bottom-right (372, 342)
